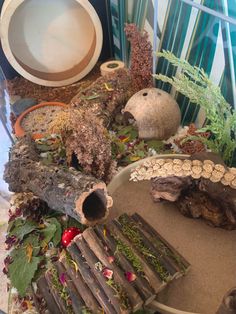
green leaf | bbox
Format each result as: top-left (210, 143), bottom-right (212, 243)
top-left (36, 144), bottom-right (52, 152)
top-left (117, 125), bottom-right (138, 139)
top-left (65, 217), bottom-right (85, 231)
top-left (40, 224), bottom-right (57, 246)
top-left (136, 150), bottom-right (146, 158)
top-left (41, 153), bottom-right (54, 165)
top-left (9, 249), bottom-right (41, 296)
top-left (9, 219), bottom-right (37, 240)
top-left (23, 234), bottom-right (41, 256)
top-left (7, 218), bottom-right (24, 233)
top-left (117, 142), bottom-right (126, 153)
top-left (146, 139), bottom-right (165, 151)
top-left (46, 218), bottom-right (62, 246)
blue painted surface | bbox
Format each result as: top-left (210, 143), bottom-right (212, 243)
top-left (0, 70), bottom-right (12, 194)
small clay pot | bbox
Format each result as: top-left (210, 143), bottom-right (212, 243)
top-left (14, 102), bottom-right (67, 139)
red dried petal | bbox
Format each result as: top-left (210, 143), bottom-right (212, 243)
top-left (59, 273), bottom-right (67, 285)
top-left (102, 268), bottom-right (113, 279)
top-left (125, 271), bottom-right (137, 282)
top-left (108, 256), bottom-right (115, 264)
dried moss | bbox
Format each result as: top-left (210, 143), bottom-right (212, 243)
top-left (118, 215), bottom-right (170, 281)
top-left (152, 238), bottom-right (187, 273)
top-left (114, 236), bottom-right (143, 274)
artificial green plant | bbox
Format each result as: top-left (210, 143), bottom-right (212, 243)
top-left (154, 50), bottom-right (236, 165)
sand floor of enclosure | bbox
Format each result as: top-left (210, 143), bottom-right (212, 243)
top-left (110, 180), bottom-right (236, 314)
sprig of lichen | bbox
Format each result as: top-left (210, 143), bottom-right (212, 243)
top-left (154, 50), bottom-right (236, 165)
top-left (118, 216), bottom-right (170, 281)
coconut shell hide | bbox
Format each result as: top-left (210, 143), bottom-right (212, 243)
top-left (124, 88), bottom-right (181, 140)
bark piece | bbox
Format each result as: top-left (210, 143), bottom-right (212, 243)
top-left (37, 276), bottom-right (63, 314)
top-left (82, 228), bottom-right (143, 311)
top-left (95, 225), bottom-right (156, 305)
top-left (55, 262), bottom-right (85, 314)
top-left (67, 242), bottom-right (116, 314)
top-left (4, 136), bottom-right (113, 225)
top-left (117, 214), bottom-right (176, 278)
top-left (44, 271), bottom-right (68, 313)
top-left (75, 236), bottom-right (129, 314)
top-left (198, 179), bottom-right (236, 228)
top-left (131, 213), bottom-right (190, 273)
top-left (107, 220), bottom-right (165, 293)
top-left (71, 69), bottom-right (133, 127)
top-left (60, 256), bottom-right (101, 313)
top-left (151, 176), bottom-right (193, 202)
top-left (216, 288), bottom-right (236, 314)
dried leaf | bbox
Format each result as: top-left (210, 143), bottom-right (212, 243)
top-left (80, 94), bottom-right (100, 100)
top-left (104, 83), bottom-right (114, 91)
top-left (130, 156), bottom-right (140, 162)
top-left (26, 243), bottom-right (33, 263)
top-left (70, 260), bottom-right (78, 273)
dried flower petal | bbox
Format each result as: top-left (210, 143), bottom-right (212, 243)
top-left (118, 135), bottom-right (129, 143)
top-left (108, 256), bottom-right (115, 264)
top-left (59, 273), bottom-right (67, 285)
top-left (26, 243), bottom-right (33, 263)
top-left (125, 271), bottom-right (137, 282)
top-left (102, 268), bottom-right (113, 279)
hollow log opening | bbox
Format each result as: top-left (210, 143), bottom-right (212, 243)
top-left (82, 189), bottom-right (107, 221)
top-left (70, 152), bottom-right (82, 171)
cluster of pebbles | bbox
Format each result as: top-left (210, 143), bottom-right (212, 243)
top-left (130, 158), bottom-right (236, 189)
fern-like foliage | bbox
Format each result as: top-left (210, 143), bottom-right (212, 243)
top-left (154, 50), bottom-right (236, 165)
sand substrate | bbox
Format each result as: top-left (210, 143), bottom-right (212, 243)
top-left (109, 180), bottom-right (236, 314)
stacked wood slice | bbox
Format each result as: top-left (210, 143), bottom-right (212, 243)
top-left (130, 158), bottom-right (236, 189)
top-left (36, 213), bottom-right (190, 314)
top-left (130, 154), bottom-right (236, 229)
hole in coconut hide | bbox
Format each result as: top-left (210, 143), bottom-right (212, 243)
top-left (82, 189), bottom-right (107, 221)
top-left (123, 111), bottom-right (135, 125)
top-left (143, 92), bottom-right (148, 96)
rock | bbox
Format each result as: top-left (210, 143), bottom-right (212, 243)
top-left (12, 98), bottom-right (38, 116)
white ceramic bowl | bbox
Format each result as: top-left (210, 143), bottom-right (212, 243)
top-left (1, 0), bottom-right (103, 86)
